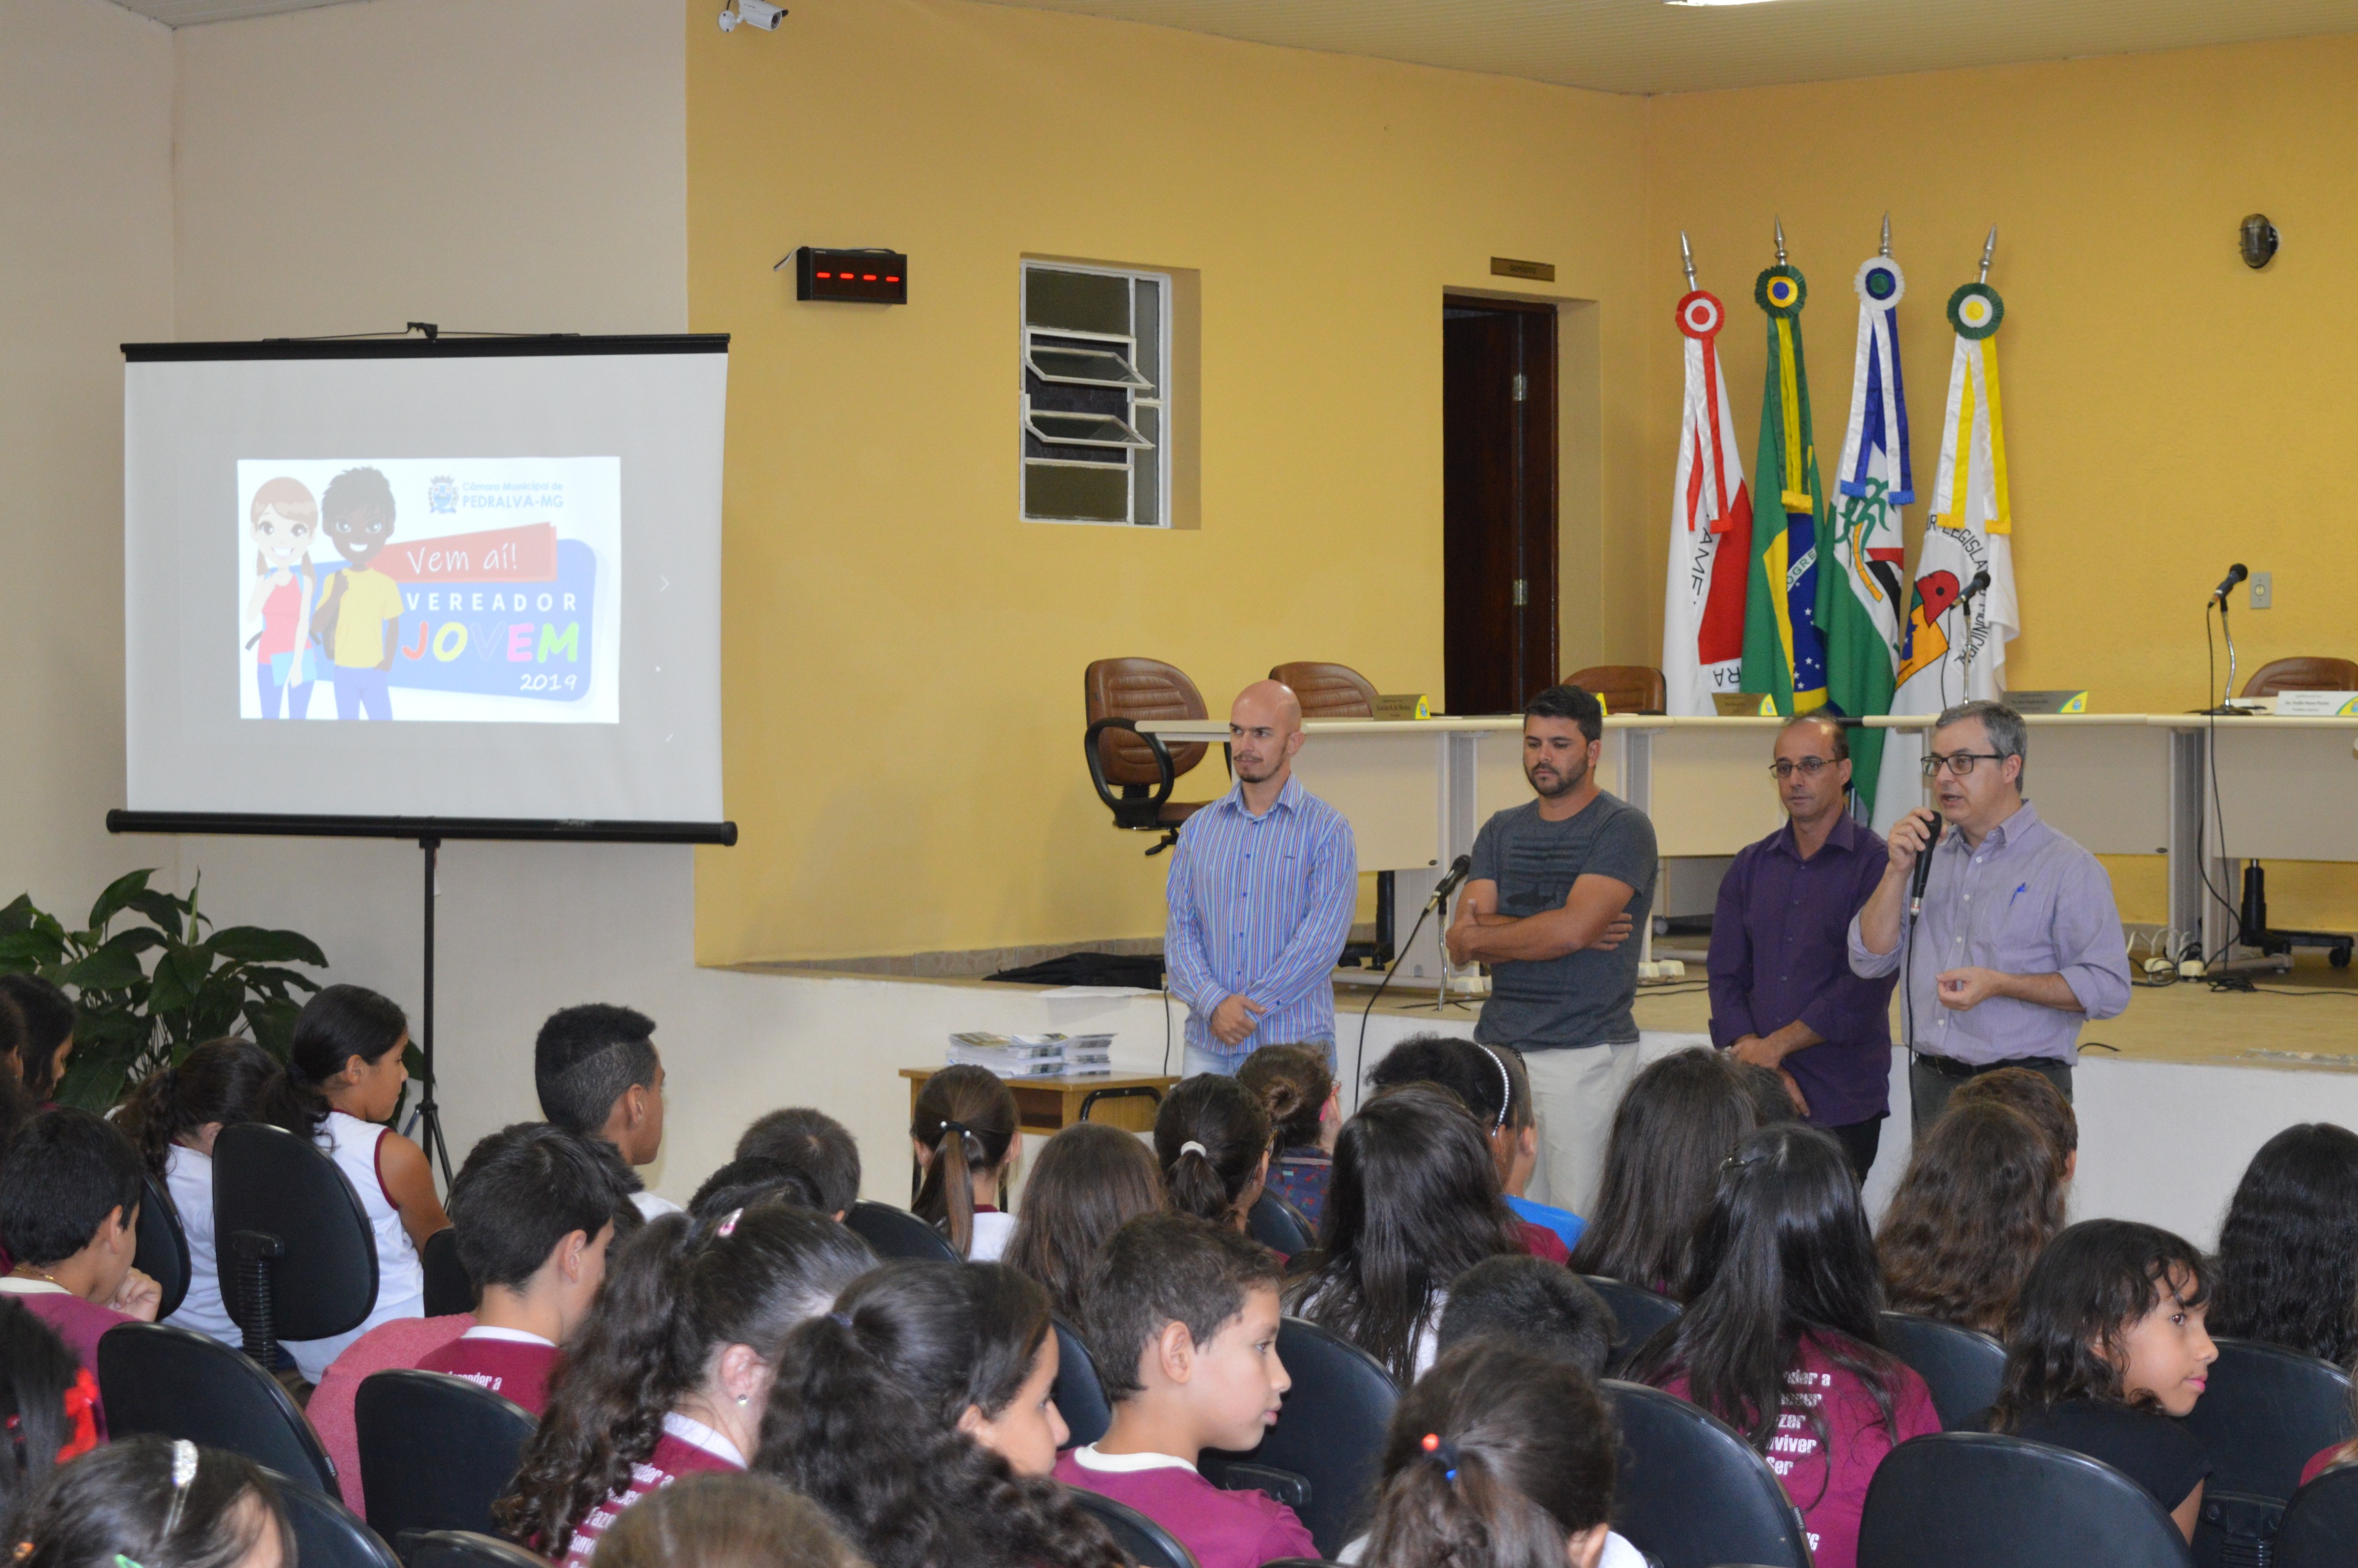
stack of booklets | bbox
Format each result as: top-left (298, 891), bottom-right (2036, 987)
top-left (946, 1032), bottom-right (1116, 1078)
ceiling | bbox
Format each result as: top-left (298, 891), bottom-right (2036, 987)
top-left (975, 0), bottom-right (2358, 94)
top-left (107, 0), bottom-right (361, 23)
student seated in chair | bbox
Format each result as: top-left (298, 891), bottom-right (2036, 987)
top-left (416, 1122), bottom-right (634, 1414)
top-left (535, 1004), bottom-right (676, 1220)
top-left (0, 1109), bottom-right (163, 1432)
top-left (734, 1107), bottom-right (862, 1222)
top-left (1059, 1212), bottom-right (1316, 1568)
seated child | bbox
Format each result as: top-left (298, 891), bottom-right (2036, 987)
top-left (1992, 1219), bottom-right (2218, 1541)
top-left (0, 974), bottom-right (76, 1104)
top-left (115, 1039), bottom-right (302, 1347)
top-left (1569, 1047), bottom-right (1758, 1295)
top-left (757, 1260), bottom-right (1121, 1568)
top-left (1062, 1212), bottom-right (1318, 1568)
top-left (909, 1064), bottom-right (1020, 1260)
top-left (1289, 1087), bottom-right (1525, 1383)
top-left (13, 1435), bottom-right (290, 1568)
top-left (1236, 1045), bottom-right (1337, 1233)
top-left (1627, 1125), bottom-right (1938, 1568)
top-left (0, 1300), bottom-right (100, 1522)
top-left (498, 1202), bottom-right (873, 1563)
top-left (1360, 1340), bottom-right (1620, 1568)
top-left (735, 1107), bottom-right (862, 1221)
top-left (1006, 1121), bottom-right (1167, 1323)
top-left (536, 1004), bottom-right (676, 1219)
top-left (419, 1122), bottom-right (634, 1413)
top-left (2209, 1122), bottom-right (2358, 1365)
top-left (1154, 1075), bottom-right (1269, 1236)
top-left (1876, 1100), bottom-right (2064, 1337)
top-left (283, 984), bottom-right (448, 1383)
top-left (0, 1109), bottom-right (162, 1429)
top-left (1947, 1065), bottom-right (2078, 1185)
top-left (590, 1472), bottom-right (867, 1568)
top-left (1436, 1254), bottom-right (1614, 1377)
top-left (1366, 1036), bottom-right (1582, 1259)
top-left (688, 1156), bottom-right (827, 1218)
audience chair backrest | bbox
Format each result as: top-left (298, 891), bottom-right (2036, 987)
top-left (420, 1227), bottom-right (474, 1319)
top-left (843, 1199), bottom-right (960, 1263)
top-left (1602, 1379), bottom-right (1812, 1568)
top-left (1266, 663), bottom-right (1378, 720)
top-left (1563, 665), bottom-right (1667, 715)
top-left (1857, 1430), bottom-right (2194, 1568)
top-left (355, 1369), bottom-right (536, 1547)
top-left (1085, 658), bottom-right (1209, 786)
top-left (1246, 1192), bottom-right (1314, 1257)
top-left (402, 1531), bottom-right (556, 1568)
top-left (1051, 1317), bottom-right (1112, 1450)
top-left (2276, 1463), bottom-right (2358, 1568)
top-left (96, 1321), bottom-right (337, 1493)
top-left (1202, 1316), bottom-right (1399, 1559)
top-left (1581, 1276), bottom-right (1682, 1379)
top-left (1065, 1487), bottom-right (1202, 1568)
top-left (2181, 1337), bottom-right (2354, 1568)
top-left (267, 1471), bottom-right (403, 1568)
top-left (214, 1121), bottom-right (379, 1343)
top-left (1878, 1312), bottom-right (2007, 1432)
top-left (134, 1170), bottom-right (192, 1323)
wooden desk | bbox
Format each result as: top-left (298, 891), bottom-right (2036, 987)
top-left (899, 1068), bottom-right (1177, 1136)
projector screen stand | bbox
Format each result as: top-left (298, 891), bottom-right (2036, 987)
top-left (415, 835), bottom-right (451, 1186)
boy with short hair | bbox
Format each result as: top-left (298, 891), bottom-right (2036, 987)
top-left (534, 1003), bottom-right (675, 1218)
top-left (1436, 1255), bottom-right (1614, 1378)
top-left (734, 1107), bottom-right (861, 1221)
top-left (0, 1109), bottom-right (163, 1429)
top-left (1059, 1213), bottom-right (1316, 1568)
top-left (415, 1122), bottom-right (630, 1413)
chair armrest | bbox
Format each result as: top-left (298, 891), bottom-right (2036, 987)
top-left (1083, 718), bottom-right (1176, 816)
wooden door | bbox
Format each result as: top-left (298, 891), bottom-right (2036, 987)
top-left (1442, 296), bottom-right (1559, 716)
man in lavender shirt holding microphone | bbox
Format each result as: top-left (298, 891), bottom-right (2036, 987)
top-left (1849, 699), bottom-right (2133, 1131)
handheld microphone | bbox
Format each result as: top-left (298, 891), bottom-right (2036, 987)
top-left (1907, 814), bottom-right (1943, 919)
top-left (2211, 563), bottom-right (2248, 606)
top-left (1431, 854), bottom-right (1474, 908)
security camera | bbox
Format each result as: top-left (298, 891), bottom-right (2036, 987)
top-left (719, 0), bottom-right (785, 31)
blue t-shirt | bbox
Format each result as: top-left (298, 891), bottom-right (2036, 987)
top-left (1506, 1193), bottom-right (1585, 1251)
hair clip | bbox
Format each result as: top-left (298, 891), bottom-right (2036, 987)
top-left (1417, 1432), bottom-right (1460, 1483)
top-left (941, 1118), bottom-right (974, 1139)
top-left (161, 1441), bottom-right (198, 1538)
top-left (1179, 1140), bottom-right (1209, 1159)
top-left (828, 1310), bottom-right (852, 1329)
top-left (113, 1556), bottom-right (141, 1568)
top-left (716, 1208), bottom-right (743, 1238)
top-left (14, 1542), bottom-right (34, 1564)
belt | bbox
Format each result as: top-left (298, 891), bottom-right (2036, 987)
top-left (1913, 1051), bottom-right (2061, 1081)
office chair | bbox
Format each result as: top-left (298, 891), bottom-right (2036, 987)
top-left (133, 1170), bottom-right (192, 1322)
top-left (269, 1471), bottom-right (403, 1568)
top-left (99, 1321), bottom-right (339, 1492)
top-left (1067, 1488), bottom-right (1201, 1568)
top-left (1603, 1379), bottom-right (1812, 1568)
top-left (214, 1121), bottom-right (379, 1365)
top-left (1856, 1430), bottom-right (2194, 1567)
top-left (1564, 665), bottom-right (1667, 715)
top-left (843, 1199), bottom-right (960, 1262)
top-left (402, 1533), bottom-right (552, 1568)
top-left (1201, 1317), bottom-right (1398, 1558)
top-left (1245, 1191), bottom-right (1315, 1257)
top-left (1879, 1312), bottom-right (2006, 1431)
top-left (2181, 1338), bottom-right (2354, 1568)
top-left (420, 1227), bottom-right (475, 1318)
top-left (1084, 657), bottom-right (1214, 855)
top-left (1581, 1275), bottom-right (1682, 1378)
top-left (1051, 1316), bottom-right (1112, 1449)
top-left (2276, 1461), bottom-right (2358, 1568)
top-left (356, 1369), bottom-right (536, 1547)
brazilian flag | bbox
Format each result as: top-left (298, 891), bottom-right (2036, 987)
top-left (1740, 263), bottom-right (1830, 716)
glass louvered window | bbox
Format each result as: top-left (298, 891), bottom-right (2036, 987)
top-left (1021, 262), bottom-right (1170, 527)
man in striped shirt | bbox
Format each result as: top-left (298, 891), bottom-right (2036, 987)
top-left (1164, 680), bottom-right (1358, 1076)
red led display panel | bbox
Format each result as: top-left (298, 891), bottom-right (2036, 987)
top-left (794, 247), bottom-right (908, 305)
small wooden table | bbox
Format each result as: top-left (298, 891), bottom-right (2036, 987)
top-left (899, 1068), bottom-right (1178, 1136)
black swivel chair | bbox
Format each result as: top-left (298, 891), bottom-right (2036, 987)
top-left (356, 1369), bottom-right (537, 1551)
top-left (270, 1472), bottom-right (403, 1568)
top-left (1879, 1312), bottom-right (2007, 1431)
top-left (1201, 1317), bottom-right (1398, 1558)
top-left (1583, 1276), bottom-right (1682, 1378)
top-left (1067, 1488), bottom-right (1201, 1568)
top-left (97, 1321), bottom-right (338, 1492)
top-left (1603, 1379), bottom-right (1812, 1568)
top-left (420, 1227), bottom-right (475, 1318)
top-left (1857, 1430), bottom-right (2195, 1568)
top-left (2277, 1463), bottom-right (2358, 1568)
top-left (844, 1199), bottom-right (960, 1263)
top-left (133, 1171), bottom-right (192, 1322)
top-left (1052, 1318), bottom-right (1112, 1449)
top-left (1246, 1192), bottom-right (1315, 1257)
top-left (214, 1121), bottom-right (379, 1365)
top-left (403, 1533), bottom-right (552, 1568)
top-left (2180, 1338), bottom-right (2355, 1568)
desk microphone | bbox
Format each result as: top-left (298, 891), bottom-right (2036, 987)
top-left (1431, 854), bottom-right (1474, 908)
top-left (2211, 562), bottom-right (2248, 606)
top-left (1908, 815), bottom-right (1942, 920)
top-left (1956, 569), bottom-right (1993, 608)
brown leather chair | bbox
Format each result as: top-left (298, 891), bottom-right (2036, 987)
top-left (1084, 658), bottom-right (1213, 855)
top-left (1268, 662), bottom-right (1378, 719)
top-left (2242, 657), bottom-right (2358, 697)
top-left (1564, 665), bottom-right (1667, 716)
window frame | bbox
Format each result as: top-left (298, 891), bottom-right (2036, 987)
top-left (1019, 260), bottom-right (1173, 528)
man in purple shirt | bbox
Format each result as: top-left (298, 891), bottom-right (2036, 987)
top-left (1708, 716), bottom-right (1898, 1181)
top-left (1849, 700), bottom-right (2132, 1130)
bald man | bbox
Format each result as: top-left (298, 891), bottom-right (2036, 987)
top-left (1163, 681), bottom-right (1358, 1076)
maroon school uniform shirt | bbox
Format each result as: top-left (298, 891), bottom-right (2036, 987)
top-left (1519, 1221), bottom-right (1570, 1265)
top-left (0, 1281), bottom-right (137, 1437)
top-left (2303, 1443), bottom-right (2354, 1488)
top-left (414, 1327), bottom-right (560, 1414)
top-left (560, 1412), bottom-right (746, 1566)
top-left (1661, 1335), bottom-right (1939, 1568)
top-left (1054, 1445), bottom-right (1316, 1568)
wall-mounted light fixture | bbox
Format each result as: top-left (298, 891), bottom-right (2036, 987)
top-left (2240, 214), bottom-right (2279, 270)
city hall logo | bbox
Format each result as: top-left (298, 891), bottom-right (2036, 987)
top-left (426, 475), bottom-right (458, 515)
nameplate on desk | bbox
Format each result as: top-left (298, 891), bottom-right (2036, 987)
top-left (1712, 693), bottom-right (1779, 717)
top-left (1373, 693), bottom-right (1431, 721)
top-left (2007, 690), bottom-right (2090, 715)
top-left (2270, 691), bottom-right (2358, 717)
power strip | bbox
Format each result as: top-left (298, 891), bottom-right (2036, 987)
top-left (1639, 959), bottom-right (1688, 983)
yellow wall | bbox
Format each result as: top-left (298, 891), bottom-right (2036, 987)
top-left (1643, 35), bottom-right (2358, 927)
top-left (688, 0), bottom-right (1650, 963)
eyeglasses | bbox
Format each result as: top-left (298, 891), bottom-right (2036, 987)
top-left (1921, 750), bottom-right (2008, 778)
top-left (1767, 758), bottom-right (1837, 779)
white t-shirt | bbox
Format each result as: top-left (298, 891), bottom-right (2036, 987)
top-left (967, 1209), bottom-right (1015, 1262)
top-left (161, 1144), bottom-right (238, 1345)
top-left (631, 1190), bottom-right (683, 1221)
top-left (281, 1111), bottom-right (425, 1383)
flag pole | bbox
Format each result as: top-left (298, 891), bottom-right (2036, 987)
top-left (1978, 225), bottom-right (1997, 282)
top-left (1880, 212), bottom-right (1892, 258)
top-left (1774, 216), bottom-right (1788, 266)
top-left (1681, 230), bottom-right (1698, 291)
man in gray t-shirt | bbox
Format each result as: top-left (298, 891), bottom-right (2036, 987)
top-left (1447, 684), bottom-right (1657, 1214)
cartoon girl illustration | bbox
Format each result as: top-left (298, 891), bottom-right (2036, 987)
top-left (244, 476), bottom-right (319, 719)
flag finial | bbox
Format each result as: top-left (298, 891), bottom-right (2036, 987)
top-left (1680, 230), bottom-right (1697, 291)
top-left (1880, 213), bottom-right (1891, 258)
top-left (1977, 225), bottom-right (1997, 281)
top-left (1774, 217), bottom-right (1788, 265)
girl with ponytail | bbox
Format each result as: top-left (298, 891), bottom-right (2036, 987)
top-left (1152, 1075), bottom-right (1269, 1234)
top-left (1361, 1339), bottom-right (1623, 1568)
top-left (909, 1065), bottom-right (1020, 1260)
top-left (755, 1260), bottom-right (1124, 1568)
top-left (498, 1201), bottom-right (874, 1563)
top-left (113, 1040), bottom-right (303, 1347)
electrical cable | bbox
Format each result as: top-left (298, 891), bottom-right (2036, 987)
top-left (1353, 897), bottom-right (1440, 1107)
top-left (2198, 603), bottom-right (2248, 965)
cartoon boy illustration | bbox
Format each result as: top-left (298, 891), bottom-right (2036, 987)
top-left (313, 466), bottom-right (403, 721)
top-left (243, 476), bottom-right (319, 719)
